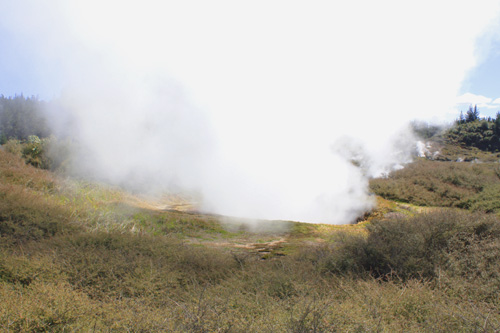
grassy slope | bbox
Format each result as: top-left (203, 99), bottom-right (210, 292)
top-left (370, 140), bottom-right (500, 213)
top-left (1, 149), bottom-right (500, 331)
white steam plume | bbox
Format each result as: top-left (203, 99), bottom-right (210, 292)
top-left (1, 1), bottom-right (500, 223)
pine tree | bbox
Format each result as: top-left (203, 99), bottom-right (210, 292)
top-left (494, 111), bottom-right (500, 136)
top-left (465, 105), bottom-right (480, 123)
top-left (458, 111), bottom-right (465, 124)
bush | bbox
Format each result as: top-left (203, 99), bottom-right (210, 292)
top-left (2, 135), bottom-right (74, 171)
top-left (22, 135), bottom-right (50, 168)
top-left (306, 209), bottom-right (500, 287)
top-left (301, 232), bottom-right (370, 276)
top-left (445, 120), bottom-right (500, 152)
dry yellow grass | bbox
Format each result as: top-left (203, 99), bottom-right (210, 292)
top-left (3, 148), bottom-right (500, 331)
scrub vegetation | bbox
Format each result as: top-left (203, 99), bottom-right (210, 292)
top-left (371, 108), bottom-right (500, 213)
top-left (0, 154), bottom-right (499, 330)
top-left (370, 159), bottom-right (500, 212)
top-left (2, 102), bottom-right (500, 331)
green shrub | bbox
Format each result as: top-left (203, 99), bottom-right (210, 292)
top-left (445, 120), bottom-right (500, 151)
top-left (2, 135), bottom-right (73, 171)
top-left (305, 210), bottom-right (500, 288)
top-left (301, 232), bottom-right (370, 276)
top-left (22, 135), bottom-right (51, 169)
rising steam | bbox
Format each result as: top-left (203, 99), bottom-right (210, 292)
top-left (1, 1), bottom-right (500, 223)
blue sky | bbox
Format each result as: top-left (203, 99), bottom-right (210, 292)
top-left (464, 46), bottom-right (500, 98)
top-left (458, 41), bottom-right (500, 118)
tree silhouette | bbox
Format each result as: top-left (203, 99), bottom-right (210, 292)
top-left (465, 105), bottom-right (480, 123)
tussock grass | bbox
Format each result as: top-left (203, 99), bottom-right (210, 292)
top-left (2, 149), bottom-right (500, 331)
top-left (0, 183), bottom-right (78, 245)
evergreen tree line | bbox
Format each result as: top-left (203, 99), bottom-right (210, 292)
top-left (456, 104), bottom-right (500, 127)
top-left (0, 94), bottom-right (70, 170)
top-left (0, 94), bottom-right (51, 144)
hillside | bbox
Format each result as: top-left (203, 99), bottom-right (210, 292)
top-left (2, 129), bottom-right (500, 331)
top-left (371, 119), bottom-right (500, 213)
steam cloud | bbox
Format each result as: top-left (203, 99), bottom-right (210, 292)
top-left (2, 1), bottom-right (500, 223)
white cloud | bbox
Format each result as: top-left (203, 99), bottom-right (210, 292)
top-left (481, 104), bottom-right (500, 109)
top-left (456, 93), bottom-right (493, 105)
top-left (457, 93), bottom-right (500, 110)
